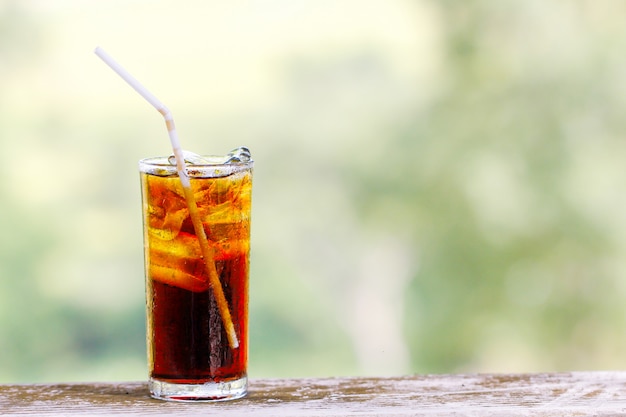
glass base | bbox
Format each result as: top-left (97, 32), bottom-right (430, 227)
top-left (149, 375), bottom-right (248, 402)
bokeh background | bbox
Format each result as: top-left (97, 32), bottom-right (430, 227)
top-left (1, 0), bottom-right (626, 383)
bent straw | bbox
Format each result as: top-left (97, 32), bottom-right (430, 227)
top-left (94, 46), bottom-right (239, 350)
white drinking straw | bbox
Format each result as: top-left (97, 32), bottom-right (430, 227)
top-left (94, 46), bottom-right (239, 350)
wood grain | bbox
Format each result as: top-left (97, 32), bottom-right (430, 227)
top-left (2, 372), bottom-right (626, 416)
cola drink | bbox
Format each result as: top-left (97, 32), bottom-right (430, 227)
top-left (140, 151), bottom-right (252, 401)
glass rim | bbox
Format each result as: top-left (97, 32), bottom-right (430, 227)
top-left (139, 155), bottom-right (253, 177)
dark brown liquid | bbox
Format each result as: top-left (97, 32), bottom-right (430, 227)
top-left (147, 252), bottom-right (248, 383)
top-left (141, 169), bottom-right (252, 384)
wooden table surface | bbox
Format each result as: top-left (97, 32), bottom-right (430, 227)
top-left (2, 372), bottom-right (626, 416)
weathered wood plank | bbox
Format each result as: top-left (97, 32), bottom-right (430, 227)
top-left (1, 372), bottom-right (626, 416)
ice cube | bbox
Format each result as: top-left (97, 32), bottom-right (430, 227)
top-left (225, 147), bottom-right (251, 164)
top-left (148, 233), bottom-right (209, 292)
top-left (167, 147), bottom-right (251, 166)
top-left (168, 150), bottom-right (211, 166)
top-left (147, 181), bottom-right (189, 240)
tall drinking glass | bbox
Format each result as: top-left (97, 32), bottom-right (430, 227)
top-left (139, 150), bottom-right (252, 401)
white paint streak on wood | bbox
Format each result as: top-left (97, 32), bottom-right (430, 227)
top-left (1, 373), bottom-right (626, 416)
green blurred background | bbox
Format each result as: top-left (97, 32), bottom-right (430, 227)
top-left (1, 0), bottom-right (626, 383)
